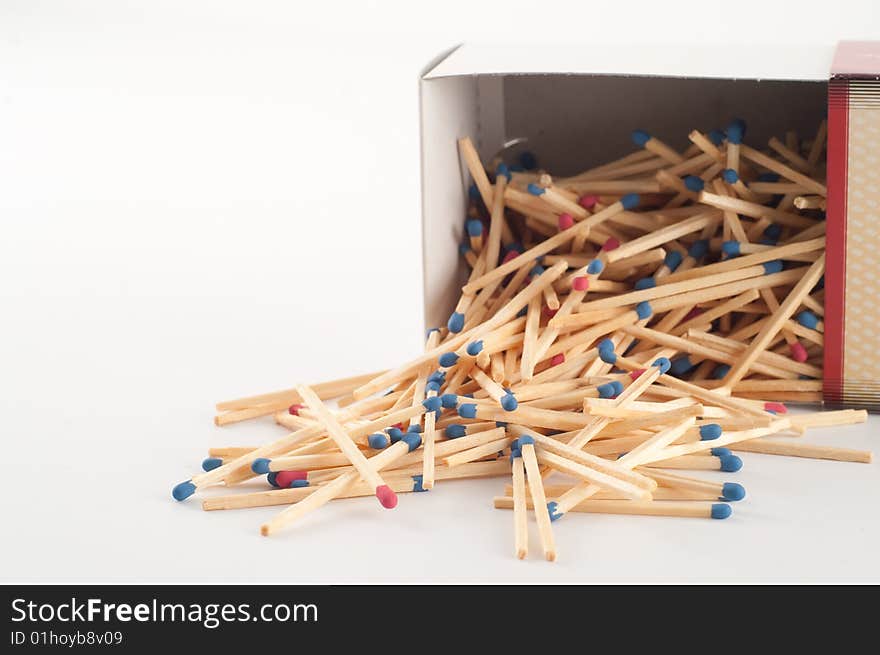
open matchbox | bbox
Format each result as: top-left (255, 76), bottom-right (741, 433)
top-left (419, 42), bottom-right (880, 411)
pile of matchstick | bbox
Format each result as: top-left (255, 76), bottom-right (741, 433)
top-left (174, 119), bottom-right (872, 562)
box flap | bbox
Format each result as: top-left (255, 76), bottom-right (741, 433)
top-left (423, 43), bottom-right (834, 81)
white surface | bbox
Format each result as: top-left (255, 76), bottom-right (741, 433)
top-left (425, 43), bottom-right (836, 80)
top-left (2, 0), bottom-right (880, 584)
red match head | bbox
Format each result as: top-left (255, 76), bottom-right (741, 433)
top-left (550, 354), bottom-right (565, 367)
top-left (578, 194), bottom-right (599, 210)
top-left (789, 342), bottom-right (808, 363)
top-left (502, 250), bottom-right (519, 264)
top-left (572, 276), bottom-right (590, 292)
top-left (375, 485), bottom-right (398, 509)
top-left (543, 306), bottom-right (558, 319)
top-left (630, 369), bottom-right (646, 380)
top-left (602, 237), bottom-right (620, 252)
top-left (275, 470), bottom-right (308, 487)
top-left (288, 403), bottom-right (304, 416)
top-left (558, 213), bottom-right (575, 230)
top-left (764, 402), bottom-right (787, 414)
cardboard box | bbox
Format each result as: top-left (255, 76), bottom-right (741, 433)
top-left (419, 43), bottom-right (877, 409)
top-left (826, 42), bottom-right (880, 409)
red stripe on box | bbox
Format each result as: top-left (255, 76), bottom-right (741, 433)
top-left (823, 78), bottom-right (848, 404)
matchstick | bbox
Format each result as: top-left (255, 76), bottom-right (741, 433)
top-left (511, 453), bottom-right (528, 560)
top-left (297, 383), bottom-right (406, 508)
top-left (494, 497), bottom-right (732, 520)
top-left (518, 438), bottom-right (557, 561)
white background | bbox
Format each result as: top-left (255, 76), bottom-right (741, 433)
top-left (1, 0), bottom-right (879, 583)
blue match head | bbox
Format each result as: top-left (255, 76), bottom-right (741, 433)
top-left (599, 348), bottom-right (617, 365)
top-left (428, 370), bottom-right (446, 385)
top-left (712, 364), bottom-right (731, 380)
top-left (426, 380), bottom-right (441, 393)
top-left (722, 168), bottom-right (739, 184)
top-left (519, 151), bottom-right (538, 171)
top-left (425, 327), bottom-right (440, 338)
top-left (796, 310), bottom-right (819, 330)
top-left (402, 432), bottom-right (423, 452)
top-left (631, 129), bottom-right (651, 147)
top-left (764, 223), bottom-right (783, 240)
top-left (289, 479), bottom-right (309, 488)
top-left (708, 129), bottom-right (725, 145)
top-left (438, 352), bottom-right (459, 368)
top-left (720, 455), bottom-right (743, 472)
top-left (711, 503), bottom-right (732, 519)
top-left (466, 340), bottom-right (484, 356)
top-left (597, 382), bottom-right (616, 399)
top-left (527, 182), bottom-right (545, 196)
top-left (635, 301), bottom-right (653, 320)
top-left (634, 277), bottom-right (656, 290)
top-left (684, 175), bottom-right (704, 192)
top-left (621, 193), bottom-right (640, 210)
top-left (688, 239), bottom-right (709, 259)
top-left (368, 433), bottom-right (389, 449)
top-left (516, 306), bottom-right (528, 318)
top-left (652, 357), bottom-right (671, 375)
top-left (251, 458), bottom-right (272, 474)
top-left (458, 243), bottom-right (471, 257)
top-left (721, 240), bottom-right (741, 257)
top-left (529, 264), bottom-right (545, 277)
top-left (422, 396), bottom-right (442, 412)
top-left (447, 311), bottom-right (465, 333)
top-left (670, 356), bottom-right (694, 376)
top-left (468, 183), bottom-right (480, 200)
top-left (458, 403), bottom-right (478, 419)
top-left (441, 393), bottom-right (459, 409)
top-left (611, 381), bottom-right (625, 396)
top-left (509, 447), bottom-right (522, 461)
top-left (172, 480), bottom-right (196, 502)
top-left (496, 420), bottom-right (508, 428)
top-left (587, 259), bottom-right (604, 275)
top-left (496, 162), bottom-right (512, 181)
top-left (407, 424), bottom-right (422, 433)
top-left (445, 424), bottom-right (467, 439)
top-left (518, 435), bottom-right (535, 447)
top-left (758, 172), bottom-right (780, 183)
top-left (664, 250), bottom-right (683, 271)
top-left (700, 424), bottom-right (723, 441)
top-left (387, 427), bottom-right (404, 444)
top-left (463, 393), bottom-right (474, 399)
top-left (547, 501), bottom-right (563, 522)
top-left (726, 119), bottom-right (745, 144)
top-left (412, 474), bottom-right (427, 492)
top-left (500, 393), bottom-right (518, 412)
top-left (267, 472), bottom-right (279, 488)
top-left (762, 260), bottom-right (783, 275)
top-left (598, 338), bottom-right (615, 353)
top-left (201, 457), bottom-right (223, 472)
top-left (711, 447), bottom-right (731, 457)
top-left (721, 482), bottom-right (746, 502)
top-left (466, 219), bottom-right (483, 237)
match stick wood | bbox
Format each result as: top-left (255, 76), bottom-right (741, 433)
top-left (512, 455), bottom-right (528, 559)
top-left (296, 384), bottom-right (396, 507)
top-left (520, 443), bottom-right (557, 561)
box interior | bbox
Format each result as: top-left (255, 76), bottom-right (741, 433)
top-left (420, 71), bottom-right (827, 330)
